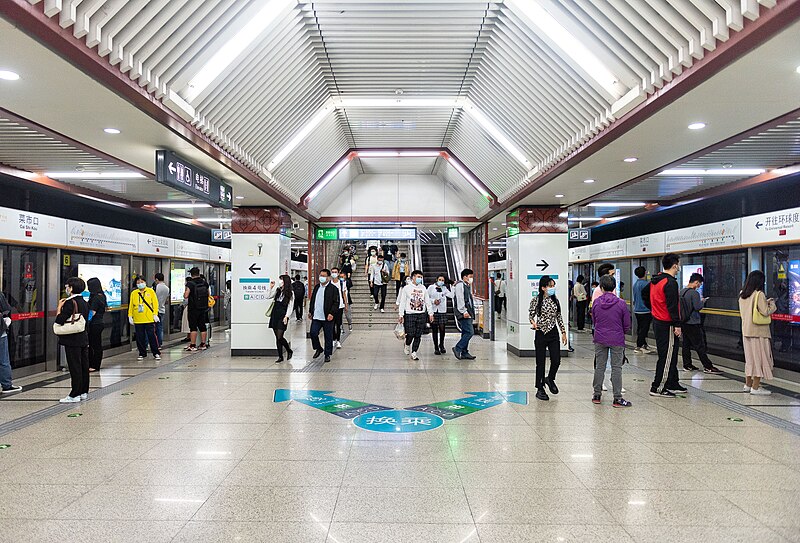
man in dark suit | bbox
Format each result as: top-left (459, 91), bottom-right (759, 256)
top-left (308, 269), bottom-right (338, 362)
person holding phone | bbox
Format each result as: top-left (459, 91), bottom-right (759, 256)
top-left (427, 274), bottom-right (454, 355)
top-left (529, 275), bottom-right (567, 401)
top-left (680, 273), bottom-right (722, 374)
top-left (55, 277), bottom-right (90, 403)
top-left (267, 274), bottom-right (293, 363)
top-left (739, 270), bottom-right (777, 395)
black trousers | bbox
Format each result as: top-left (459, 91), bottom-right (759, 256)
top-left (534, 327), bottom-right (561, 389)
top-left (395, 273), bottom-right (406, 295)
top-left (635, 312), bottom-right (652, 348)
top-left (64, 345), bottom-right (89, 398)
top-left (333, 308), bottom-right (344, 341)
top-left (88, 324), bottom-right (104, 370)
top-left (652, 319), bottom-right (680, 391)
top-left (403, 313), bottom-right (427, 352)
top-left (372, 284), bottom-right (387, 309)
top-left (310, 319), bottom-right (334, 356)
top-left (682, 323), bottom-right (713, 369)
top-left (293, 298), bottom-right (304, 320)
top-left (576, 300), bottom-right (588, 330)
top-left (431, 320), bottom-right (446, 350)
top-left (495, 295), bottom-right (506, 315)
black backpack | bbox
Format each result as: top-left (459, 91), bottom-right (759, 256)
top-left (679, 289), bottom-right (694, 324)
top-left (193, 280), bottom-right (209, 309)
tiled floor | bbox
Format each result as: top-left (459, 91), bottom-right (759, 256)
top-left (1, 325), bottom-right (799, 543)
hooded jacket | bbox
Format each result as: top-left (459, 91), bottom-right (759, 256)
top-left (649, 271), bottom-right (681, 325)
top-left (591, 292), bottom-right (631, 347)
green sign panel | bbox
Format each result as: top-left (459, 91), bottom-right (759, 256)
top-left (66, 413), bottom-right (82, 418)
top-left (447, 226), bottom-right (459, 239)
top-left (315, 227), bottom-right (338, 241)
top-left (0, 444), bottom-right (10, 449)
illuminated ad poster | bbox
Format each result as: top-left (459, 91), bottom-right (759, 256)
top-left (77, 264), bottom-right (122, 307)
top-left (171, 267), bottom-right (189, 303)
top-left (789, 261), bottom-right (800, 324)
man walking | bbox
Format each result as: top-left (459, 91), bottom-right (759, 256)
top-left (291, 274), bottom-right (306, 321)
top-left (452, 268), bottom-right (476, 360)
top-left (308, 269), bottom-right (338, 363)
top-left (646, 253), bottom-right (687, 398)
top-left (153, 273), bottom-right (170, 346)
top-left (183, 267), bottom-right (209, 351)
top-left (368, 254), bottom-right (390, 312)
top-left (398, 270), bottom-right (434, 361)
top-left (330, 267), bottom-right (348, 349)
top-left (681, 273), bottom-right (723, 374)
top-left (632, 266), bottom-right (653, 354)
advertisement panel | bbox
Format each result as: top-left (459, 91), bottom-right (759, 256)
top-left (170, 266), bottom-right (189, 303)
top-left (77, 264), bottom-right (123, 307)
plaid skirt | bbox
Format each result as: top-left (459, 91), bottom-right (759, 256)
top-left (403, 312), bottom-right (428, 337)
top-left (432, 312), bottom-right (448, 326)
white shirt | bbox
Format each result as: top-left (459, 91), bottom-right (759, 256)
top-left (398, 283), bottom-right (434, 317)
top-left (427, 284), bottom-right (454, 314)
top-left (495, 279), bottom-right (505, 297)
top-left (333, 278), bottom-right (348, 309)
top-left (369, 262), bottom-right (389, 285)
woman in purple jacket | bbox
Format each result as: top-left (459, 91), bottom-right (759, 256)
top-left (591, 275), bottom-right (632, 407)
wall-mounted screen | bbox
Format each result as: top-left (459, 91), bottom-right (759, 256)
top-left (789, 260), bottom-right (800, 322)
top-left (682, 264), bottom-right (704, 297)
top-left (337, 227), bottom-right (416, 240)
top-left (77, 264), bottom-right (122, 307)
top-left (171, 267), bottom-right (188, 303)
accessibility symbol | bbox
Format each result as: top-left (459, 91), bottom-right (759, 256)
top-left (353, 409), bottom-right (444, 434)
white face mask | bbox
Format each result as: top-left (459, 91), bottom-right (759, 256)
top-left (65, 286), bottom-right (72, 295)
top-left (331, 272), bottom-right (339, 279)
top-left (467, 277), bottom-right (474, 285)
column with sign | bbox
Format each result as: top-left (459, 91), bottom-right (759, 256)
top-left (230, 208), bottom-right (292, 356)
top-left (505, 207), bottom-right (569, 357)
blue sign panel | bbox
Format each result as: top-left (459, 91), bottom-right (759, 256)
top-left (353, 409), bottom-right (444, 433)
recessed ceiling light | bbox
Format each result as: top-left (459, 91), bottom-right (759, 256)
top-left (796, 65), bottom-right (800, 74)
top-left (623, 157), bottom-right (638, 163)
top-left (587, 202), bottom-right (645, 207)
top-left (555, 194), bottom-right (565, 198)
top-left (155, 203), bottom-right (212, 209)
top-left (501, 222), bottom-right (506, 226)
top-left (235, 195), bottom-right (245, 200)
top-left (583, 179), bottom-right (595, 184)
top-left (197, 217), bottom-right (232, 223)
top-left (103, 128), bottom-right (120, 134)
top-left (0, 70), bottom-right (20, 81)
top-left (688, 122), bottom-right (706, 130)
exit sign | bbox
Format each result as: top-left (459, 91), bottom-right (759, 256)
top-left (315, 227), bottom-right (338, 241)
top-left (447, 226), bottom-right (459, 239)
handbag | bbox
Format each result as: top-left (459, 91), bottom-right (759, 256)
top-left (53, 298), bottom-right (86, 335)
top-left (264, 299), bottom-right (275, 318)
top-left (752, 291), bottom-right (771, 325)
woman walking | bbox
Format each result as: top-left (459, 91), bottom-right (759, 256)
top-left (427, 274), bottom-right (453, 355)
top-left (530, 275), bottom-right (567, 401)
top-left (55, 277), bottom-right (90, 403)
top-left (267, 274), bottom-right (293, 363)
top-left (591, 275), bottom-right (632, 407)
top-left (572, 275), bottom-right (588, 331)
top-left (86, 277), bottom-right (107, 372)
top-left (739, 271), bottom-right (777, 395)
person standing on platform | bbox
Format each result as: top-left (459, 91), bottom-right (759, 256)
top-left (0, 291), bottom-right (22, 394)
top-left (368, 254), bottom-right (390, 312)
top-left (330, 267), bottom-right (348, 349)
top-left (632, 266), bottom-right (653, 354)
top-left (267, 274), bottom-right (293, 363)
top-left (681, 273), bottom-right (723, 374)
top-left (428, 274), bottom-right (454, 355)
top-left (86, 277), bottom-right (107, 372)
top-left (129, 276), bottom-right (161, 361)
top-left (529, 275), bottom-right (567, 401)
top-left (591, 275), bottom-right (632, 407)
top-left (55, 277), bottom-right (90, 403)
top-left (308, 269), bottom-right (338, 363)
top-left (184, 267), bottom-right (209, 351)
top-left (291, 274), bottom-right (306, 322)
top-left (153, 273), bottom-right (169, 347)
top-left (572, 274), bottom-right (588, 331)
top-left (739, 270), bottom-right (777, 395)
top-left (494, 273), bottom-right (506, 316)
top-left (452, 268), bottom-right (477, 360)
top-left (392, 252), bottom-right (411, 296)
top-left (398, 270), bottom-right (434, 361)
top-left (646, 253), bottom-right (686, 398)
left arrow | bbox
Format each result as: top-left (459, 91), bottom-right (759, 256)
top-left (406, 391), bottom-right (528, 420)
top-left (168, 162), bottom-right (176, 175)
top-left (273, 389), bottom-right (391, 419)
top-left (249, 263), bottom-right (261, 274)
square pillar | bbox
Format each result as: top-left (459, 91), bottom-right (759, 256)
top-left (230, 208), bottom-right (292, 356)
top-left (506, 207), bottom-right (568, 357)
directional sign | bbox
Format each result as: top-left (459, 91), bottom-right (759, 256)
top-left (353, 409), bottom-right (444, 433)
top-left (155, 150), bottom-right (233, 209)
top-left (273, 389), bottom-right (391, 419)
top-left (568, 228), bottom-right (591, 242)
top-left (406, 391), bottom-right (528, 420)
top-left (211, 229), bottom-right (232, 242)
top-left (535, 260), bottom-right (549, 271)
top-left (248, 263), bottom-right (262, 275)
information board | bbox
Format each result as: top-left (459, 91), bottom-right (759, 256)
top-left (338, 227), bottom-right (416, 240)
top-left (155, 150), bottom-right (233, 209)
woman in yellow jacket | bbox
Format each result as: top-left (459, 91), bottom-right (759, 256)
top-left (128, 275), bottom-right (161, 361)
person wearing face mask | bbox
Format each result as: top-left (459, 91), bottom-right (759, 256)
top-left (55, 277), bottom-right (90, 403)
top-left (397, 270), bottom-right (434, 360)
top-left (392, 252), bottom-right (411, 296)
top-left (267, 274), bottom-right (293, 363)
top-left (308, 269), bottom-right (339, 363)
top-left (364, 246), bottom-right (379, 279)
top-left (428, 274), bottom-right (454, 355)
top-left (453, 269), bottom-right (477, 360)
top-left (395, 275), bottom-right (412, 307)
top-left (529, 275), bottom-right (567, 401)
top-left (330, 267), bottom-right (348, 349)
top-left (128, 275), bottom-right (161, 362)
top-left (369, 255), bottom-right (390, 312)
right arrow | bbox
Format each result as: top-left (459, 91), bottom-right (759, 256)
top-left (406, 391), bottom-right (528, 420)
top-left (536, 260), bottom-right (549, 271)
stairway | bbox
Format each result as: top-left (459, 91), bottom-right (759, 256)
top-left (338, 240), bottom-right (404, 329)
top-left (420, 234), bottom-right (456, 327)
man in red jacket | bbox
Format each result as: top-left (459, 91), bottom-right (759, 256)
top-left (645, 253), bottom-right (687, 398)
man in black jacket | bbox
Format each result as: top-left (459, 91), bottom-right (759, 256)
top-left (308, 269), bottom-right (338, 362)
top-left (291, 274), bottom-right (306, 321)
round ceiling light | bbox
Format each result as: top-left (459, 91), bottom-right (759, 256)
top-left (583, 179), bottom-right (595, 184)
top-left (688, 122), bottom-right (706, 130)
top-left (555, 194), bottom-right (564, 198)
top-left (103, 128), bottom-right (120, 134)
top-left (0, 70), bottom-right (20, 81)
top-left (623, 157), bottom-right (638, 163)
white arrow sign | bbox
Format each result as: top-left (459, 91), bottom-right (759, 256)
top-left (168, 162), bottom-right (176, 175)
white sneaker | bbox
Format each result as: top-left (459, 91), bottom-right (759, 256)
top-left (411, 352), bottom-right (419, 360)
top-left (632, 348), bottom-right (643, 354)
top-left (80, 393), bottom-right (88, 401)
top-left (380, 309), bottom-right (385, 313)
top-left (137, 355), bottom-right (144, 361)
top-left (750, 387), bottom-right (771, 396)
top-left (374, 303), bottom-right (378, 310)
top-left (154, 354), bottom-right (161, 360)
top-left (335, 341), bottom-right (342, 349)
top-left (602, 383), bottom-right (608, 391)
top-left (743, 385), bottom-right (751, 392)
top-left (621, 387), bottom-right (626, 393)
top-left (59, 396), bottom-right (80, 403)
top-left (404, 345), bottom-right (410, 355)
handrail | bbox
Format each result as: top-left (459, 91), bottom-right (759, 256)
top-left (441, 234), bottom-right (452, 282)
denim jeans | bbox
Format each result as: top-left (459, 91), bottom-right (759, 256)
top-left (455, 317), bottom-right (474, 354)
top-left (0, 334), bottom-right (13, 389)
top-left (155, 317), bottom-right (164, 346)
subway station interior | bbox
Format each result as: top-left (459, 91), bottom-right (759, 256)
top-left (1, 1), bottom-right (800, 542)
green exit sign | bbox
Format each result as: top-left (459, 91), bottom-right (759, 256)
top-left (447, 226), bottom-right (459, 239)
top-left (315, 227), bottom-right (338, 241)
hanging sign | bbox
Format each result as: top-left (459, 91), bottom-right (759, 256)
top-left (155, 150), bottom-right (233, 209)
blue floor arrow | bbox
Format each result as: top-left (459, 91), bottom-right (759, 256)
top-left (273, 389), bottom-right (391, 419)
top-left (406, 391), bottom-right (528, 420)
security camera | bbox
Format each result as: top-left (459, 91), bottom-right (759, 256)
top-left (292, 222), bottom-right (300, 230)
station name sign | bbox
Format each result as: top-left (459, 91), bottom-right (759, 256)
top-left (155, 150), bottom-right (233, 209)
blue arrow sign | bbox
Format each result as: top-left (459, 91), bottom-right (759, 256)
top-left (406, 391), bottom-right (528, 420)
top-left (273, 389), bottom-right (390, 419)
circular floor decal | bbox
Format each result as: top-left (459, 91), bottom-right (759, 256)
top-left (353, 409), bottom-right (444, 433)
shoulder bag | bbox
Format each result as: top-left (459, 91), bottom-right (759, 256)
top-left (53, 298), bottom-right (86, 335)
top-left (752, 291), bottom-right (771, 325)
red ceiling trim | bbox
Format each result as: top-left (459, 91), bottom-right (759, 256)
top-left (492, 0), bottom-right (800, 218)
top-left (0, 0), bottom-right (312, 220)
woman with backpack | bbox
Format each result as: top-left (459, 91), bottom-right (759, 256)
top-left (55, 277), bottom-right (90, 403)
top-left (529, 275), bottom-right (567, 401)
top-left (739, 270), bottom-right (777, 395)
top-left (591, 275), bottom-right (632, 407)
top-left (86, 277), bottom-right (107, 372)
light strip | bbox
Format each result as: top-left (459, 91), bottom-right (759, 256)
top-left (658, 168), bottom-right (765, 176)
top-left (587, 202), bottom-right (645, 207)
top-left (45, 171), bottom-right (145, 179)
top-left (267, 102), bottom-right (334, 171)
top-left (334, 98), bottom-right (462, 108)
top-left (196, 218), bottom-right (233, 223)
top-left (155, 203), bottom-right (212, 209)
top-left (185, 0), bottom-right (294, 101)
top-left (568, 217), bottom-right (601, 222)
top-left (355, 150), bottom-right (442, 158)
top-left (445, 156), bottom-right (490, 199)
top-left (76, 194), bottom-right (128, 208)
top-left (508, 0), bottom-right (620, 97)
top-left (463, 99), bottom-right (532, 169)
top-left (305, 156), bottom-right (351, 203)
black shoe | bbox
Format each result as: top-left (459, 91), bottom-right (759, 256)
top-left (274, 358), bottom-right (284, 364)
top-left (313, 348), bottom-right (323, 359)
top-left (545, 377), bottom-right (559, 395)
top-left (451, 347), bottom-right (462, 360)
top-left (286, 349), bottom-right (293, 360)
top-left (433, 347), bottom-right (441, 355)
top-left (592, 394), bottom-right (601, 405)
top-left (324, 356), bottom-right (331, 363)
top-left (652, 389), bottom-right (676, 398)
top-left (703, 366), bottom-right (722, 375)
top-left (613, 398), bottom-right (633, 408)
top-left (666, 384), bottom-right (688, 393)
top-left (439, 345), bottom-right (445, 353)
top-left (535, 388), bottom-right (549, 401)
top-left (683, 364), bottom-right (699, 371)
